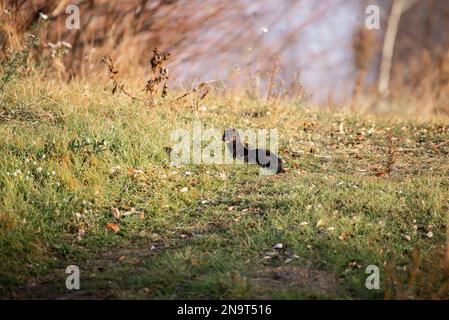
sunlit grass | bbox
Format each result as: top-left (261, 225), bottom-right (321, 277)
top-left (0, 77), bottom-right (448, 299)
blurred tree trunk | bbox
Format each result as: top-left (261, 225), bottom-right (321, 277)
top-left (378, 0), bottom-right (418, 97)
top-left (378, 0), bottom-right (404, 97)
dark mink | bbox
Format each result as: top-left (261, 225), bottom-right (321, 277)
top-left (222, 128), bottom-right (283, 174)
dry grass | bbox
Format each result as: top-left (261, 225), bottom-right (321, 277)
top-left (0, 73), bottom-right (448, 299)
top-left (2, 1), bottom-right (449, 116)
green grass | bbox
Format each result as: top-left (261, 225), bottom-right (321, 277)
top-left (1, 77), bottom-right (448, 299)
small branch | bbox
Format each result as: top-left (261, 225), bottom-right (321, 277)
top-left (101, 56), bottom-right (142, 102)
top-left (154, 80), bottom-right (216, 107)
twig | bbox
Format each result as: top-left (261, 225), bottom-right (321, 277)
top-left (101, 56), bottom-right (142, 102)
top-left (153, 80), bottom-right (217, 107)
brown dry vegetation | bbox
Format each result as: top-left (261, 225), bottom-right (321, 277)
top-left (1, 0), bottom-right (448, 115)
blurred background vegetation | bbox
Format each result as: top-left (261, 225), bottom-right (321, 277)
top-left (1, 0), bottom-right (449, 116)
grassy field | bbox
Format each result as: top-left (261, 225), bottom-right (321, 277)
top-left (0, 77), bottom-right (448, 299)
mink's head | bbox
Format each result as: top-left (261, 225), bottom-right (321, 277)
top-left (222, 128), bottom-right (240, 142)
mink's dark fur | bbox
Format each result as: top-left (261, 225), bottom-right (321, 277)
top-left (222, 128), bottom-right (283, 174)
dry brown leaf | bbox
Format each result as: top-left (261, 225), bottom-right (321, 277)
top-left (402, 234), bottom-right (412, 242)
top-left (111, 207), bottom-right (121, 219)
top-left (127, 168), bottom-right (144, 176)
top-left (106, 223), bottom-right (120, 233)
top-left (316, 219), bottom-right (326, 228)
top-left (122, 207), bottom-right (136, 216)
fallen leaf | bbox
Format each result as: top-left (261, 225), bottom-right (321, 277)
top-left (338, 232), bottom-right (350, 241)
top-left (402, 234), bottom-right (412, 242)
top-left (110, 166), bottom-right (121, 174)
top-left (106, 223), bottom-right (120, 233)
top-left (316, 219), bottom-right (326, 228)
top-left (111, 207), bottom-right (121, 219)
top-left (122, 207), bottom-right (143, 217)
top-left (127, 168), bottom-right (144, 176)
